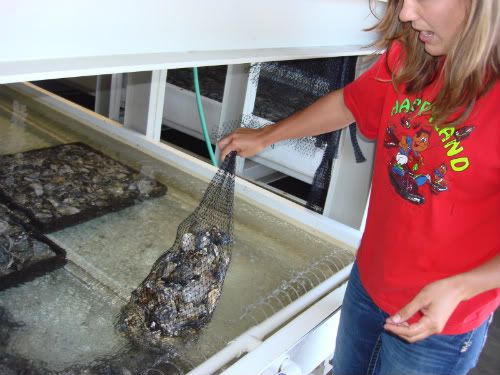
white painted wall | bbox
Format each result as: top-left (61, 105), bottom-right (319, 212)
top-left (1, 0), bottom-right (378, 62)
top-left (0, 0), bottom-right (386, 83)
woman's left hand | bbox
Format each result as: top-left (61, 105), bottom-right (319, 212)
top-left (384, 277), bottom-right (465, 343)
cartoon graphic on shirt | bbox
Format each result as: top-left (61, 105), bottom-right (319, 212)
top-left (385, 122), bottom-right (441, 204)
top-left (385, 99), bottom-right (475, 205)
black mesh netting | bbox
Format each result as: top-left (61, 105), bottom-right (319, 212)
top-left (166, 58), bottom-right (366, 213)
top-left (119, 152), bottom-right (236, 343)
top-left (249, 56), bottom-right (366, 213)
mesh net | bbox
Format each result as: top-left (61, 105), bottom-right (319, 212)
top-left (165, 57), bottom-right (366, 213)
top-left (119, 152), bottom-right (236, 343)
top-left (249, 56), bottom-right (365, 211)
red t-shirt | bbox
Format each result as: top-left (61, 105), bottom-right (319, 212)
top-left (343, 42), bottom-right (500, 334)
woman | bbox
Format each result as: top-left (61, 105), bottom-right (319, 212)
top-left (219, 1), bottom-right (500, 374)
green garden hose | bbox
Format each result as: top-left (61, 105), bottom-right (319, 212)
top-left (193, 67), bottom-right (218, 167)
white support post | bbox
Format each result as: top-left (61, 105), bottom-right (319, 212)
top-left (242, 63), bottom-right (260, 118)
top-left (322, 129), bottom-right (375, 230)
top-left (216, 63), bottom-right (250, 166)
top-left (322, 55), bottom-right (377, 230)
top-left (109, 73), bottom-right (123, 122)
top-left (147, 70), bottom-right (168, 141)
top-left (123, 70), bottom-right (167, 141)
top-left (235, 63), bottom-right (262, 175)
top-left (95, 75), bottom-right (111, 116)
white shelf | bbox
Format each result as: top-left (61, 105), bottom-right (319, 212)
top-left (0, 45), bottom-right (376, 84)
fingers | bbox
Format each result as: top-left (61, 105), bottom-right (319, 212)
top-left (386, 295), bottom-right (426, 325)
top-left (219, 133), bottom-right (244, 161)
top-left (384, 320), bottom-right (424, 341)
top-left (384, 295), bottom-right (432, 343)
top-left (383, 278), bottom-right (462, 343)
top-left (385, 316), bottom-right (438, 343)
top-left (218, 134), bottom-right (231, 151)
top-left (218, 135), bottom-right (234, 161)
top-left (218, 127), bottom-right (265, 160)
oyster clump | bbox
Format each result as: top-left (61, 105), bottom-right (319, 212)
top-left (0, 142), bottom-right (167, 232)
top-left (120, 151), bottom-right (236, 344)
top-left (121, 224), bottom-right (231, 338)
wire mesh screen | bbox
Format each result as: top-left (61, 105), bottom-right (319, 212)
top-left (239, 250), bottom-right (354, 326)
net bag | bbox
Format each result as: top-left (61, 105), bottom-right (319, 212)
top-left (120, 152), bottom-right (236, 340)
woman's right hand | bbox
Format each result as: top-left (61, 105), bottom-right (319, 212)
top-left (218, 126), bottom-right (274, 160)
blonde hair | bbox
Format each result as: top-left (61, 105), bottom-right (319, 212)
top-left (369, 0), bottom-right (500, 126)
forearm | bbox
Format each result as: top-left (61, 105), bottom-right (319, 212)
top-left (455, 255), bottom-right (500, 301)
top-left (218, 88), bottom-right (356, 159)
top-left (260, 89), bottom-right (355, 147)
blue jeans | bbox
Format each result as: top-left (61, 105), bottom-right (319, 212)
top-left (332, 263), bottom-right (492, 375)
